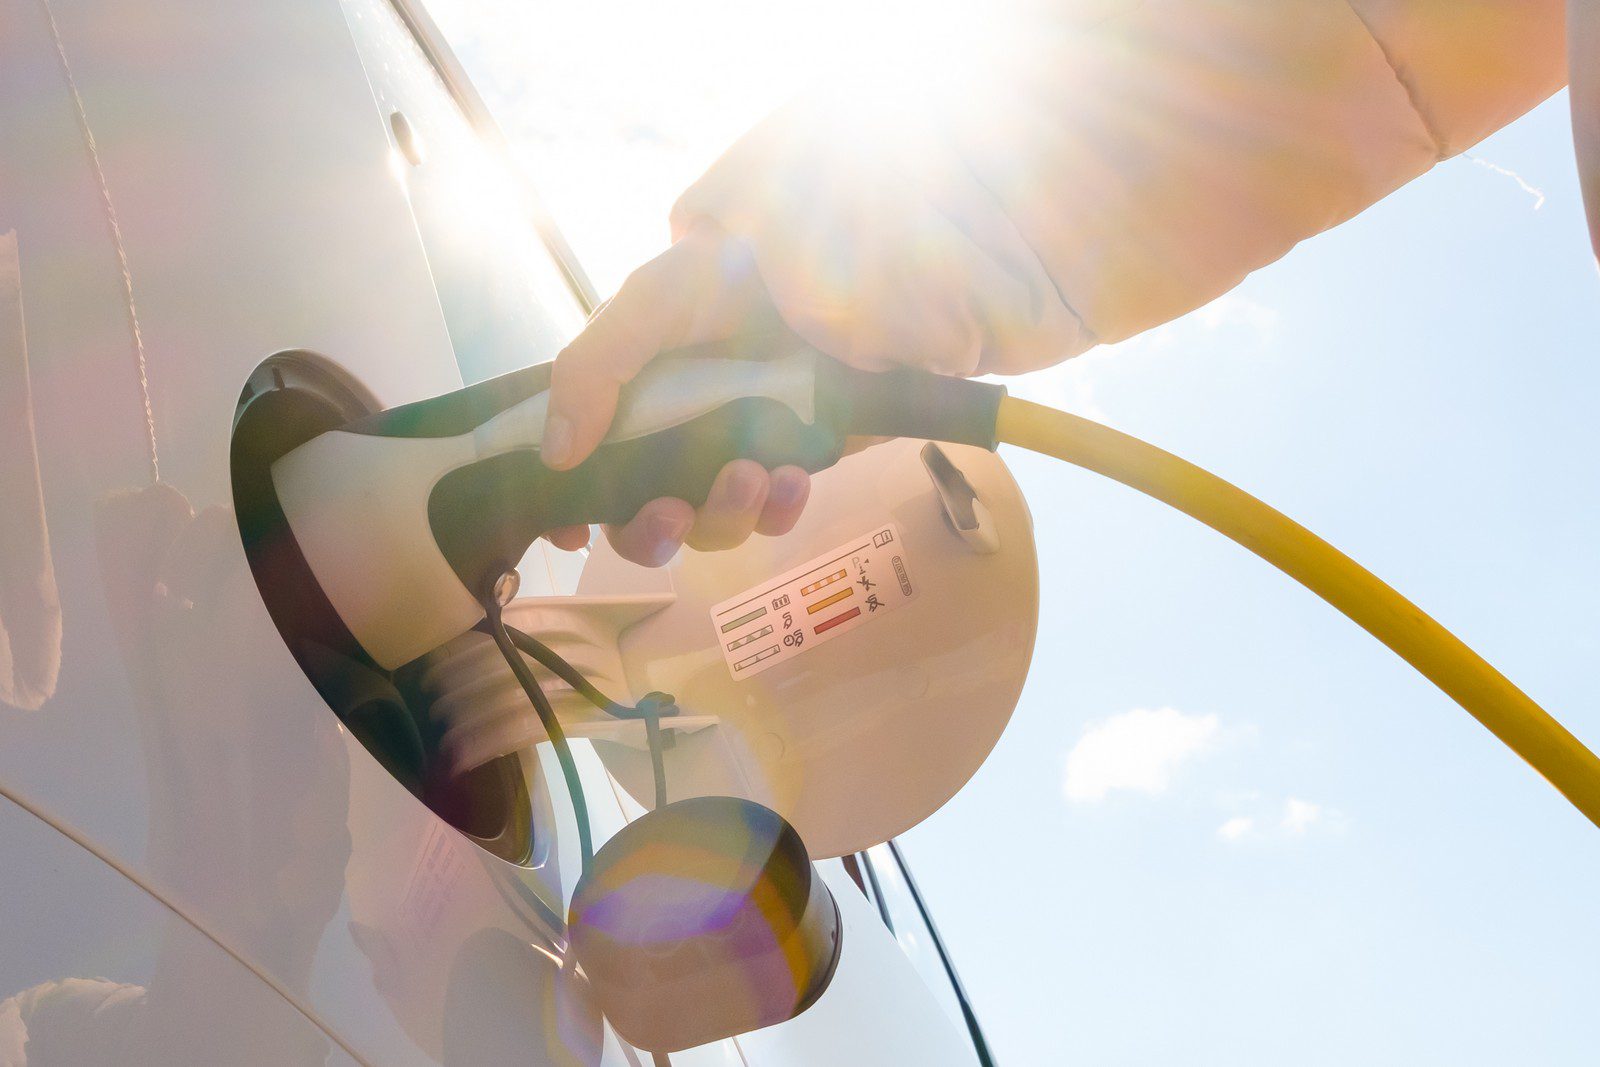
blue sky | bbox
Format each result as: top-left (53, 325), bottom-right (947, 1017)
top-left (917, 92), bottom-right (1600, 1063)
top-left (430, 4), bottom-right (1600, 1060)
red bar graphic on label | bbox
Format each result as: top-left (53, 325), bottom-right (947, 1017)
top-left (710, 523), bottom-right (915, 680)
top-left (813, 607), bottom-right (861, 636)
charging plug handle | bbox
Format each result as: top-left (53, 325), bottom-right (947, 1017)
top-left (416, 345), bottom-right (1005, 599)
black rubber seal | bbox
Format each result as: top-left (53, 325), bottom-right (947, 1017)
top-left (817, 362), bottom-right (1006, 449)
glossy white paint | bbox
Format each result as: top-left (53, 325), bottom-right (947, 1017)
top-left (737, 862), bottom-right (979, 1067)
top-left (0, 792), bottom-right (363, 1065)
top-left (0, 0), bottom-right (984, 1062)
top-left (0, 229), bottom-right (60, 714)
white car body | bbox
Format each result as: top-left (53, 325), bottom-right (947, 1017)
top-left (0, 1), bottom-right (987, 1062)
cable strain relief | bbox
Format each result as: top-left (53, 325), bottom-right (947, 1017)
top-left (818, 362), bottom-right (1007, 449)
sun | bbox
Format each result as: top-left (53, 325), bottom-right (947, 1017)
top-left (426, 0), bottom-right (1016, 291)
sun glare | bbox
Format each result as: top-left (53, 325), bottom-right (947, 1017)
top-left (427, 0), bottom-right (1012, 291)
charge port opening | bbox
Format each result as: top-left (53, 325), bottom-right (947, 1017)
top-left (230, 351), bottom-right (534, 866)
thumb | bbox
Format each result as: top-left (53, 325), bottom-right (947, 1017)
top-left (541, 241), bottom-right (713, 470)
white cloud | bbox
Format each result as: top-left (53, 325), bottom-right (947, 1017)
top-left (1063, 706), bottom-right (1219, 803)
top-left (1464, 154), bottom-right (1546, 211)
top-left (1003, 289), bottom-right (1279, 422)
top-left (1281, 797), bottom-right (1348, 836)
top-left (1095, 291), bottom-right (1279, 360)
top-left (996, 340), bottom-right (1117, 419)
top-left (1215, 795), bottom-right (1347, 844)
top-left (1005, 366), bottom-right (1108, 420)
top-left (1195, 293), bottom-right (1280, 341)
top-left (1280, 797), bottom-right (1322, 835)
top-left (1216, 816), bottom-right (1255, 842)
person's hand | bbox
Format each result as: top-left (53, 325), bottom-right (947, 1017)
top-left (539, 221), bottom-right (813, 567)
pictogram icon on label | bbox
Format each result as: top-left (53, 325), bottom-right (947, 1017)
top-left (711, 523), bottom-right (916, 679)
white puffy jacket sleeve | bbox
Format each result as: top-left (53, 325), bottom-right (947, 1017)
top-left (671, 0), bottom-right (1567, 375)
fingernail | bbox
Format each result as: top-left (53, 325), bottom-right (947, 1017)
top-left (647, 513), bottom-right (690, 566)
top-left (542, 412), bottom-right (573, 468)
top-left (769, 472), bottom-right (806, 509)
top-left (727, 466), bottom-right (765, 509)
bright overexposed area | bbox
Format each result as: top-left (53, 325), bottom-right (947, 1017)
top-left (429, 2), bottom-right (1600, 1061)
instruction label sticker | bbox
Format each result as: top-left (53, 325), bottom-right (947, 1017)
top-left (711, 523), bottom-right (916, 679)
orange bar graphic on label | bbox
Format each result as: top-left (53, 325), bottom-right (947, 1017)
top-left (801, 569), bottom-right (847, 596)
top-left (806, 587), bottom-right (853, 615)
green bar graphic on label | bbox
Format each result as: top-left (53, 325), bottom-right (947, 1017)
top-left (720, 606), bottom-right (767, 634)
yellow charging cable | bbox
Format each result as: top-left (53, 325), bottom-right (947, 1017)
top-left (995, 396), bottom-right (1600, 829)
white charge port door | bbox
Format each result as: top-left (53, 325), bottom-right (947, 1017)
top-left (732, 860), bottom-right (978, 1066)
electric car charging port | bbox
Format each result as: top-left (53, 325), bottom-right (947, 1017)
top-left (230, 352), bottom-right (538, 866)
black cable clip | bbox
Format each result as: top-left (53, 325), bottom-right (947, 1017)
top-left (612, 692), bottom-right (676, 810)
